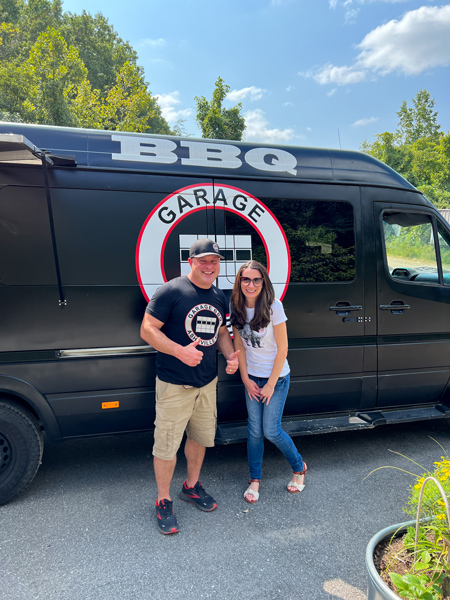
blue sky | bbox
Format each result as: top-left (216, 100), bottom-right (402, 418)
top-left (60, 0), bottom-right (450, 151)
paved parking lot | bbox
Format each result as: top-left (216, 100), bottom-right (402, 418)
top-left (2, 418), bottom-right (450, 600)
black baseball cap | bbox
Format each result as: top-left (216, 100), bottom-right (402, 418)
top-left (189, 238), bottom-right (224, 259)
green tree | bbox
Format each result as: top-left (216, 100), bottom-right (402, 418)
top-left (61, 10), bottom-right (138, 94)
top-left (0, 0), bottom-right (24, 24)
top-left (195, 76), bottom-right (246, 140)
top-left (26, 27), bottom-right (89, 126)
top-left (101, 62), bottom-right (171, 134)
top-left (0, 21), bottom-right (20, 61)
top-left (0, 2), bottom-right (172, 134)
top-left (361, 90), bottom-right (450, 209)
top-left (18, 0), bottom-right (63, 57)
top-left (397, 89), bottom-right (441, 144)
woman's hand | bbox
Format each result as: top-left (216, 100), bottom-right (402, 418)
top-left (259, 382), bottom-right (275, 405)
top-left (244, 379), bottom-right (261, 402)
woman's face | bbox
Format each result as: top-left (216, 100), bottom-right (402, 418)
top-left (240, 267), bottom-right (263, 306)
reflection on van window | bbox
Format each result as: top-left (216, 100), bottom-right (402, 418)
top-left (269, 199), bottom-right (355, 283)
top-left (224, 199), bottom-right (355, 284)
top-left (437, 221), bottom-right (450, 285)
top-left (383, 212), bottom-right (439, 283)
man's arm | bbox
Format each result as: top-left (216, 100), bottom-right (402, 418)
top-left (140, 313), bottom-right (203, 367)
top-left (217, 326), bottom-right (240, 374)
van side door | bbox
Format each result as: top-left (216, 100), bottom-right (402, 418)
top-left (373, 195), bottom-right (450, 407)
top-left (213, 179), bottom-right (367, 422)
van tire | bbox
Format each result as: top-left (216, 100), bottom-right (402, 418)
top-left (0, 401), bottom-right (44, 506)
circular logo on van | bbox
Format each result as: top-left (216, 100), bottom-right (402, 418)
top-left (136, 183), bottom-right (291, 301)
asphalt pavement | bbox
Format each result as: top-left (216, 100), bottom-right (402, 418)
top-left (2, 418), bottom-right (450, 600)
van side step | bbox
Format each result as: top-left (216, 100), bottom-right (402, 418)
top-left (215, 404), bottom-right (450, 444)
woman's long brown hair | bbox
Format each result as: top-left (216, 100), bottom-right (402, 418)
top-left (230, 260), bottom-right (275, 331)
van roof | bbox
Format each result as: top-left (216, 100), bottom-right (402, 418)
top-left (0, 121), bottom-right (417, 190)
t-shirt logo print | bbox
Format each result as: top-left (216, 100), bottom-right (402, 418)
top-left (196, 316), bottom-right (217, 334)
top-left (185, 304), bottom-right (223, 347)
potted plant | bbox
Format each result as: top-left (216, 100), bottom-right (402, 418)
top-left (366, 447), bottom-right (450, 600)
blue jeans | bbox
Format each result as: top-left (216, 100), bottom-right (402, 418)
top-left (245, 373), bottom-right (304, 480)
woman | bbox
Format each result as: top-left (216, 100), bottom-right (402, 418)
top-left (230, 260), bottom-right (307, 503)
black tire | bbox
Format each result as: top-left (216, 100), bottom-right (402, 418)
top-left (0, 401), bottom-right (44, 506)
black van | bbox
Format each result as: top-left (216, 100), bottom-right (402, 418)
top-left (1, 122), bottom-right (449, 505)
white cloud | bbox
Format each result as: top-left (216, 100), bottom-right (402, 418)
top-left (243, 109), bottom-right (296, 144)
top-left (140, 37), bottom-right (167, 47)
top-left (226, 86), bottom-right (265, 102)
top-left (283, 101), bottom-right (294, 107)
top-left (330, 0), bottom-right (408, 7)
top-left (154, 92), bottom-right (192, 123)
top-left (356, 5), bottom-right (450, 75)
top-left (327, 88), bottom-right (337, 97)
top-left (302, 5), bottom-right (450, 86)
top-left (302, 63), bottom-right (366, 86)
top-left (345, 8), bottom-right (359, 24)
top-left (352, 117), bottom-right (379, 127)
top-left (330, 1), bottom-right (412, 27)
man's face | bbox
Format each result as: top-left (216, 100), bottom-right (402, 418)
top-left (188, 255), bottom-right (221, 289)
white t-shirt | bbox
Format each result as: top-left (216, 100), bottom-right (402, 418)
top-left (234, 298), bottom-right (290, 378)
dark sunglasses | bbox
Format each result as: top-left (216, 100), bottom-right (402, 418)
top-left (240, 277), bottom-right (263, 287)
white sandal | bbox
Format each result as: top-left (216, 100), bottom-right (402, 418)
top-left (288, 463), bottom-right (307, 493)
top-left (244, 479), bottom-right (260, 503)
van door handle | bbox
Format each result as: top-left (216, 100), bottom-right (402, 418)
top-left (379, 301), bottom-right (410, 314)
top-left (329, 303), bottom-right (362, 316)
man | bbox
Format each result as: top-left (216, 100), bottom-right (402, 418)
top-left (140, 238), bottom-right (239, 535)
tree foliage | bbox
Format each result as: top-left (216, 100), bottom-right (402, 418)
top-left (361, 90), bottom-right (450, 209)
top-left (0, 0), bottom-right (171, 133)
top-left (195, 76), bottom-right (246, 141)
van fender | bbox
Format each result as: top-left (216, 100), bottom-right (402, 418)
top-left (0, 375), bottom-right (62, 442)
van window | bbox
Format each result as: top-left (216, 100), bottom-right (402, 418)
top-left (383, 211), bottom-right (440, 283)
top-left (437, 221), bottom-right (450, 285)
top-left (223, 199), bottom-right (355, 284)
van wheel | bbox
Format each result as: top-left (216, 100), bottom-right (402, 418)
top-left (0, 401), bottom-right (44, 506)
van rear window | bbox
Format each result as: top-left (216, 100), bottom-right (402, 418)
top-left (223, 198), bottom-right (356, 284)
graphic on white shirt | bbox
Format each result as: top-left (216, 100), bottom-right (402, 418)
top-left (240, 322), bottom-right (267, 348)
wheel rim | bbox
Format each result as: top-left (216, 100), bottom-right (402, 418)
top-left (0, 432), bottom-right (12, 477)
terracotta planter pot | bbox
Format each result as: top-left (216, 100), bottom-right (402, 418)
top-left (366, 520), bottom-right (415, 600)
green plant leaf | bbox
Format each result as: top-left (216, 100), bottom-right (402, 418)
top-left (415, 561), bottom-right (431, 570)
top-left (390, 573), bottom-right (408, 589)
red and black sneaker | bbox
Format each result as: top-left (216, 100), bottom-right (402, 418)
top-left (179, 481), bottom-right (217, 512)
top-left (155, 499), bottom-right (179, 535)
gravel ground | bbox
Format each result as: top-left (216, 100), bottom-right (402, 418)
top-left (2, 417), bottom-right (450, 600)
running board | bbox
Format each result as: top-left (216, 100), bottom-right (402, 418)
top-left (215, 404), bottom-right (450, 445)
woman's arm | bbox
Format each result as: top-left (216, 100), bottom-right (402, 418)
top-left (259, 321), bottom-right (288, 405)
top-left (232, 326), bottom-right (261, 401)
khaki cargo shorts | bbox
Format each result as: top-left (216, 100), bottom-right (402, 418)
top-left (152, 376), bottom-right (218, 460)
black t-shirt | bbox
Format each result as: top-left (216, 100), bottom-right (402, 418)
top-left (146, 276), bottom-right (227, 387)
